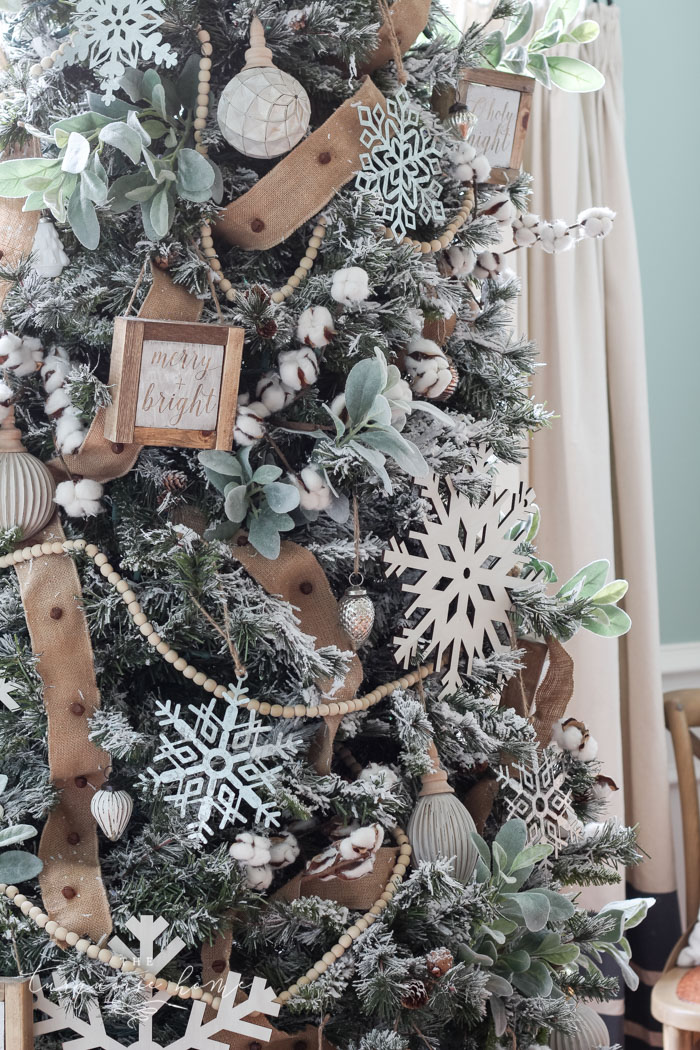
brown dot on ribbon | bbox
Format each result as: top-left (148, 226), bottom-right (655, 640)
top-left (49, 606), bottom-right (63, 620)
top-left (61, 886), bottom-right (76, 899)
top-left (67, 832), bottom-right (80, 845)
top-left (250, 218), bottom-right (265, 233)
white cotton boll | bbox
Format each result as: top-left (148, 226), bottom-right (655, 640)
top-left (269, 832), bottom-right (300, 868)
top-left (55, 410), bottom-right (84, 450)
top-left (21, 336), bottom-right (42, 355)
top-left (296, 305), bottom-right (336, 348)
top-left (294, 465), bottom-right (332, 511)
top-left (592, 775), bottom-right (618, 801)
top-left (404, 337), bottom-right (452, 399)
top-left (577, 734), bottom-right (599, 762)
top-left (472, 152), bottom-right (492, 183)
top-left (578, 206), bottom-right (616, 239)
top-left (358, 762), bottom-right (400, 791)
top-left (234, 401), bottom-right (269, 446)
top-left (75, 479), bottom-right (103, 503)
top-left (42, 358), bottom-right (68, 393)
top-left (512, 212), bottom-right (541, 248)
top-left (444, 244), bottom-right (476, 277)
top-left (238, 391), bottom-right (251, 407)
top-left (0, 380), bottom-right (12, 405)
top-left (229, 832), bottom-right (272, 867)
top-left (0, 333), bottom-right (22, 361)
top-left (349, 825), bottom-right (380, 851)
top-left (44, 387), bottom-right (71, 417)
top-left (54, 477), bottom-right (103, 517)
top-left (330, 266), bottom-right (370, 305)
top-left (539, 220), bottom-right (574, 254)
top-left (473, 251), bottom-right (503, 279)
top-left (383, 374), bottom-right (413, 428)
top-left (552, 718), bottom-right (584, 753)
top-left (481, 191), bottom-right (516, 226)
top-left (678, 911), bottom-right (700, 967)
top-left (256, 371), bottom-right (296, 413)
top-left (245, 864), bottom-right (273, 890)
top-left (278, 347), bottom-right (319, 391)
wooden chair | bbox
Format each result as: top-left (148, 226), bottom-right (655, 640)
top-left (651, 690), bottom-right (700, 1049)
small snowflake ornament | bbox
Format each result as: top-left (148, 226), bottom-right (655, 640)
top-left (53, 0), bottom-right (178, 103)
top-left (141, 677), bottom-right (282, 845)
top-left (33, 914), bottom-right (281, 1049)
top-left (384, 473), bottom-right (534, 698)
top-left (355, 87), bottom-right (445, 241)
top-left (496, 751), bottom-right (582, 857)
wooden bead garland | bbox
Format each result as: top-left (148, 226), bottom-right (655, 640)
top-left (381, 197), bottom-right (473, 254)
top-left (0, 539), bottom-right (435, 716)
top-left (0, 825), bottom-right (411, 1006)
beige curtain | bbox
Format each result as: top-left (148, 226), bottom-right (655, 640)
top-left (451, 2), bottom-right (680, 1043)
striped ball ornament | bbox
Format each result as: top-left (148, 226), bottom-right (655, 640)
top-left (90, 784), bottom-right (133, 842)
top-left (0, 407), bottom-right (55, 538)
top-left (549, 1002), bottom-right (610, 1050)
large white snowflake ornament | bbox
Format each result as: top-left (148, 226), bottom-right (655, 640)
top-left (141, 677), bottom-right (282, 845)
top-left (355, 87), bottom-right (445, 240)
top-left (496, 751), bottom-right (582, 857)
top-left (384, 473), bottom-right (534, 698)
top-left (53, 0), bottom-right (178, 103)
top-left (33, 914), bottom-right (281, 1049)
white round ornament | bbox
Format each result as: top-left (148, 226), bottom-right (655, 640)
top-left (0, 406), bottom-right (56, 538)
top-left (217, 16), bottom-right (311, 159)
top-left (31, 216), bottom-right (69, 279)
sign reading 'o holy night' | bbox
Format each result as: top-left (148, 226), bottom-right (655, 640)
top-left (456, 68), bottom-right (534, 182)
top-left (104, 317), bottom-right (244, 450)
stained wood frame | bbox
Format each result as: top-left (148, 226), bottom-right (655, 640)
top-left (453, 68), bottom-right (534, 183)
top-left (104, 317), bottom-right (244, 450)
top-left (0, 977), bottom-right (33, 1050)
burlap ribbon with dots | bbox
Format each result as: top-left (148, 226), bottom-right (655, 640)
top-left (359, 0), bottom-right (431, 74)
top-left (215, 78), bottom-right (387, 251)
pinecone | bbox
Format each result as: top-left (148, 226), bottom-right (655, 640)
top-left (161, 471), bottom-right (188, 494)
top-left (153, 249), bottom-right (179, 271)
top-left (401, 980), bottom-right (429, 1010)
top-left (290, 12), bottom-right (307, 30)
top-left (256, 318), bottom-right (278, 339)
top-left (426, 947), bottom-right (454, 978)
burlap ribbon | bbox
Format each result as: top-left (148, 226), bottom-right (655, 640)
top-left (232, 538), bottom-right (364, 774)
top-left (422, 311), bottom-right (457, 347)
top-left (359, 0), bottom-right (431, 74)
top-left (501, 636), bottom-right (574, 747)
top-left (214, 78), bottom-right (387, 251)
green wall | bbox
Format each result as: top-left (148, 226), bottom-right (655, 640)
top-left (620, 0), bottom-right (700, 644)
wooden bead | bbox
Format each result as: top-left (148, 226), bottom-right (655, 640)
top-left (199, 56), bottom-right (212, 70)
top-left (322, 951), bottom-right (336, 966)
top-left (430, 239), bottom-right (442, 251)
top-left (270, 704), bottom-right (284, 717)
top-left (40, 54), bottom-right (54, 70)
top-left (66, 931), bottom-right (79, 946)
top-left (191, 986), bottom-right (204, 1000)
top-left (183, 664), bottom-right (197, 679)
top-left (203, 678), bottom-right (217, 692)
top-left (139, 622), bottom-right (154, 636)
top-left (218, 279), bottom-right (232, 293)
top-left (143, 973), bottom-right (158, 987)
top-left (347, 926), bottom-right (361, 939)
top-left (75, 938), bottom-right (91, 953)
top-left (54, 927), bottom-right (69, 943)
top-left (109, 954), bottom-right (124, 969)
top-left (193, 671), bottom-right (207, 686)
top-left (107, 571), bottom-right (121, 585)
top-left (338, 934), bottom-right (352, 948)
top-left (330, 945), bottom-right (344, 959)
top-left (13, 893), bottom-right (26, 906)
top-left (85, 544), bottom-right (98, 557)
top-left (312, 225), bottom-right (325, 237)
top-left (200, 235), bottom-right (214, 248)
top-left (147, 633), bottom-right (161, 647)
top-left (214, 685), bottom-right (227, 698)
top-left (20, 900), bottom-right (32, 915)
top-left (156, 640), bottom-right (170, 655)
top-left (308, 236), bottom-right (322, 249)
top-left (93, 552), bottom-right (108, 566)
top-left (304, 246), bottom-right (318, 260)
top-left (127, 601), bottom-right (141, 615)
top-left (201, 991), bottom-right (214, 1004)
top-left (45, 920), bottom-right (58, 936)
top-left (197, 93), bottom-right (210, 107)
top-left (197, 28), bottom-right (211, 42)
top-left (166, 981), bottom-right (180, 996)
top-left (86, 944), bottom-right (100, 959)
top-left (194, 118), bottom-right (207, 130)
top-left (271, 291), bottom-right (284, 304)
top-left (122, 589), bottom-right (137, 604)
top-left (225, 288), bottom-right (237, 301)
top-left (287, 274), bottom-right (301, 288)
top-left (35, 913), bottom-right (48, 927)
top-left (122, 960), bottom-right (135, 973)
top-left (296, 976), bottom-right (311, 988)
top-left (258, 702), bottom-right (271, 715)
top-left (196, 105), bottom-right (208, 119)
top-left (201, 42), bottom-right (213, 56)
top-left (155, 978), bottom-right (168, 991)
top-left (198, 70), bottom-right (211, 83)
top-left (305, 967), bottom-right (320, 981)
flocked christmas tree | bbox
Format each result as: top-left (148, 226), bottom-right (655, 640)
top-left (0, 1), bottom-right (648, 1048)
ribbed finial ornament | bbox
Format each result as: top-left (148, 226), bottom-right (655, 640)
top-left (0, 406), bottom-right (55, 538)
top-left (217, 16), bottom-right (311, 158)
top-left (549, 1002), bottom-right (610, 1050)
top-left (90, 783), bottom-right (134, 842)
top-left (407, 740), bottom-right (478, 884)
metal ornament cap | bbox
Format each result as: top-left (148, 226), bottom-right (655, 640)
top-left (338, 578), bottom-right (375, 650)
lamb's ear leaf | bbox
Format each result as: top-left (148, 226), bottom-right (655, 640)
top-left (0, 825), bottom-right (37, 848)
top-left (0, 850), bottom-right (43, 883)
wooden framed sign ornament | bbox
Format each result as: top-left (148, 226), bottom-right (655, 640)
top-left (104, 317), bottom-right (244, 450)
top-left (456, 69), bottom-right (534, 182)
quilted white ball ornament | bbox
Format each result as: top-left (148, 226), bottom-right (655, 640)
top-left (217, 16), bottom-right (311, 159)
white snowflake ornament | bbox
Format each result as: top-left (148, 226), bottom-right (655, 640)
top-left (53, 0), bottom-right (178, 103)
top-left (33, 914), bottom-right (281, 1049)
top-left (496, 751), bottom-right (582, 857)
top-left (384, 473), bottom-right (534, 698)
top-left (141, 677), bottom-right (282, 845)
top-left (355, 87), bottom-right (445, 241)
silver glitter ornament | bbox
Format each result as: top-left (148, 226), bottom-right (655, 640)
top-left (444, 102), bottom-right (478, 141)
top-left (338, 574), bottom-right (375, 649)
